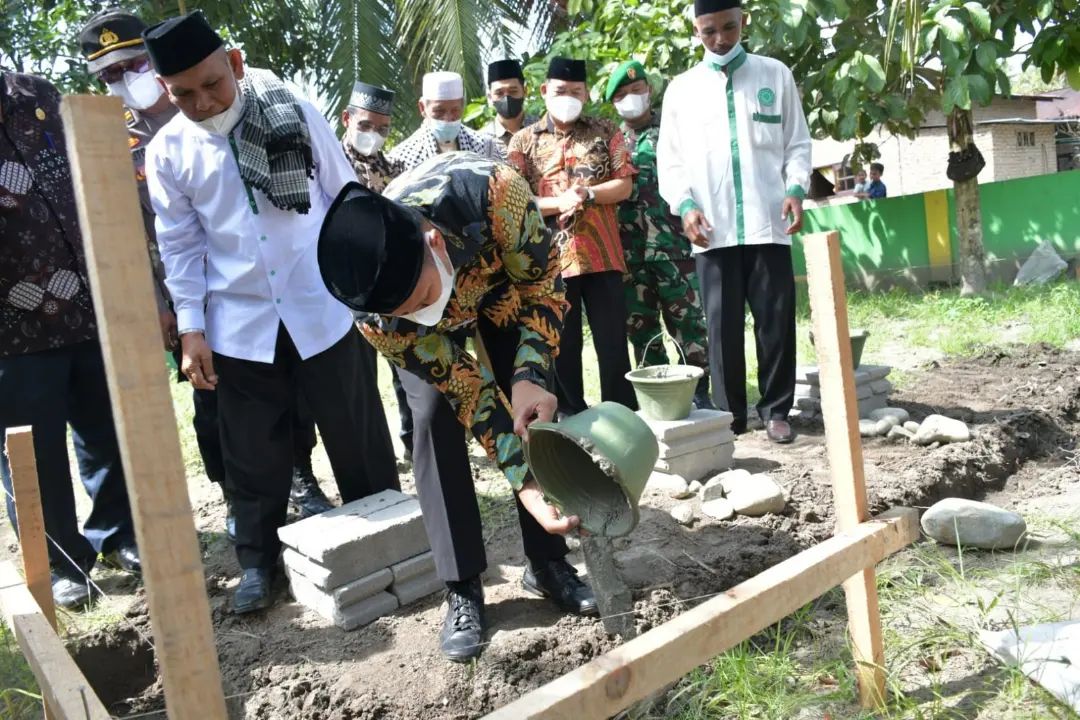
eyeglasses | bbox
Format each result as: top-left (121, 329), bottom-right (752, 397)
top-left (96, 56), bottom-right (152, 85)
top-left (355, 120), bottom-right (391, 138)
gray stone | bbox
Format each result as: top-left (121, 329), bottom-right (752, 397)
top-left (647, 471), bottom-right (690, 497)
top-left (700, 498), bottom-right (736, 521)
top-left (716, 469), bottom-right (753, 496)
top-left (639, 409), bottom-right (734, 444)
top-left (655, 442), bottom-right (734, 482)
top-left (657, 429), bottom-right (737, 459)
top-left (857, 395), bottom-right (888, 417)
top-left (870, 379), bottom-right (894, 395)
top-left (670, 503), bottom-right (695, 526)
top-left (874, 418), bottom-right (896, 435)
top-left (795, 366), bottom-right (820, 384)
top-left (860, 364), bottom-right (892, 382)
top-left (390, 570), bottom-right (443, 606)
top-left (726, 474), bottom-right (786, 516)
top-left (904, 421), bottom-right (921, 434)
top-left (687, 480), bottom-right (704, 494)
top-left (914, 414), bottom-right (972, 445)
top-left (795, 384), bottom-right (821, 399)
top-left (796, 397), bottom-right (822, 412)
top-left (289, 572), bottom-right (399, 630)
top-left (700, 473), bottom-right (727, 502)
top-left (856, 383), bottom-right (874, 400)
top-left (860, 419), bottom-right (882, 437)
top-left (389, 551), bottom-right (436, 585)
top-left (921, 498), bottom-right (1027, 550)
top-left (886, 425), bottom-right (914, 442)
top-left (871, 407), bottom-right (910, 425)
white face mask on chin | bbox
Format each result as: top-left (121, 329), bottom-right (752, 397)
top-left (194, 82), bottom-right (246, 136)
top-left (106, 69), bottom-right (163, 111)
top-left (401, 246), bottom-right (455, 327)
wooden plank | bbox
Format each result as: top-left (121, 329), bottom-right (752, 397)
top-left (59, 94), bottom-right (228, 720)
top-left (803, 230), bottom-right (886, 708)
top-left (0, 561), bottom-right (110, 720)
top-left (482, 509), bottom-right (919, 720)
top-left (6, 428), bottom-right (57, 631)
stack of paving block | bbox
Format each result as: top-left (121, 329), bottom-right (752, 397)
top-left (638, 409), bottom-right (736, 482)
top-left (794, 364), bottom-right (893, 419)
top-left (277, 489), bottom-right (441, 631)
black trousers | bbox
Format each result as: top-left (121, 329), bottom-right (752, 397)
top-left (214, 325), bottom-right (398, 570)
top-left (397, 315), bottom-right (568, 583)
top-left (695, 244), bottom-right (796, 423)
top-left (554, 271), bottom-right (637, 415)
top-left (388, 358), bottom-right (413, 454)
top-left (0, 341), bottom-right (135, 576)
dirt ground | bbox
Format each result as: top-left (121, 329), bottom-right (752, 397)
top-left (9, 344), bottom-right (1080, 719)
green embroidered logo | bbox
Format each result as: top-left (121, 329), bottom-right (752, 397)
top-left (758, 87), bottom-right (776, 106)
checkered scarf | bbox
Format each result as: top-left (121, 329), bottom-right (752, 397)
top-left (235, 68), bottom-right (314, 214)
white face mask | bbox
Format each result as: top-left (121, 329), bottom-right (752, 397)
top-left (703, 44), bottom-right (743, 67)
top-left (546, 95), bottom-right (583, 124)
top-left (106, 69), bottom-right (163, 111)
top-left (401, 244), bottom-right (455, 326)
top-left (614, 91), bottom-right (650, 120)
top-left (351, 129), bottom-right (385, 156)
top-left (194, 81), bottom-right (246, 136)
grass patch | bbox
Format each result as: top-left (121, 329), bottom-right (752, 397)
top-left (0, 623), bottom-right (41, 720)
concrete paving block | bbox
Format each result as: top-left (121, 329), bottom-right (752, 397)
top-left (657, 429), bottom-right (736, 459)
top-left (282, 548), bottom-right (342, 590)
top-left (285, 564), bottom-right (393, 610)
top-left (390, 551), bottom-right (436, 585)
top-left (655, 442), bottom-right (734, 481)
top-left (391, 570), bottom-right (443, 607)
top-left (278, 489), bottom-right (411, 552)
top-left (796, 396), bottom-right (821, 412)
top-left (289, 571), bottom-right (399, 630)
top-left (638, 409), bottom-right (734, 444)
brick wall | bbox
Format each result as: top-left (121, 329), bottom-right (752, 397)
top-left (987, 124), bottom-right (1057, 181)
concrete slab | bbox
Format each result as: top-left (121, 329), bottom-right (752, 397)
top-left (657, 429), bottom-right (736, 459)
top-left (278, 489), bottom-right (411, 550)
top-left (638, 409), bottom-right (734, 444)
top-left (289, 573), bottom-right (400, 631)
top-left (390, 551), bottom-right (436, 585)
top-left (390, 569), bottom-right (443, 606)
top-left (285, 565), bottom-right (393, 610)
top-left (980, 620), bottom-right (1080, 712)
top-left (282, 549), bottom-right (347, 590)
top-left (655, 442), bottom-right (734, 481)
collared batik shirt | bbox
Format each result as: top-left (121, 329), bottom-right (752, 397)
top-left (0, 72), bottom-right (96, 358)
top-left (507, 114), bottom-right (635, 278)
top-left (359, 151), bottom-right (565, 490)
top-left (617, 111), bottom-right (693, 265)
top-left (342, 137), bottom-right (403, 195)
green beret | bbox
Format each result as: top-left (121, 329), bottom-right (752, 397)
top-left (604, 60), bottom-right (648, 102)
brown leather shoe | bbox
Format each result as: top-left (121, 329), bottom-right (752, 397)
top-left (766, 419), bottom-right (795, 444)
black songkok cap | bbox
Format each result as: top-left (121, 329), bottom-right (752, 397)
top-left (349, 82), bottom-right (395, 115)
top-left (487, 59), bottom-right (525, 85)
top-left (546, 57), bottom-right (586, 82)
top-left (694, 0), bottom-right (742, 16)
top-left (78, 7), bottom-right (149, 73)
top-left (142, 11), bottom-right (224, 76)
top-left (318, 182), bottom-right (426, 315)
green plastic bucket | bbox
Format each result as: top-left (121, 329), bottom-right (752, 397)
top-left (625, 364), bottom-right (704, 421)
top-left (809, 328), bottom-right (870, 369)
top-left (523, 402), bottom-right (659, 537)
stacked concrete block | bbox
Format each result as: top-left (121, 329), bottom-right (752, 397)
top-left (794, 364), bottom-right (893, 419)
top-left (278, 489), bottom-right (441, 631)
top-left (639, 409), bottom-right (736, 483)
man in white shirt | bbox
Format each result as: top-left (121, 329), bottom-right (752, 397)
top-left (387, 71), bottom-right (499, 171)
top-left (657, 0), bottom-right (811, 443)
top-left (142, 12), bottom-right (398, 613)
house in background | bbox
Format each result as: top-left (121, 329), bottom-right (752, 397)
top-left (810, 94), bottom-right (1063, 203)
top-left (1036, 87), bottom-right (1080, 171)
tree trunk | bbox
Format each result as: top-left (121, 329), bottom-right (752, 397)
top-left (947, 108), bottom-right (988, 296)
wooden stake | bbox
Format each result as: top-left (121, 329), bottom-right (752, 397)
top-left (482, 509), bottom-right (918, 720)
top-left (6, 427), bottom-right (57, 719)
top-left (59, 95), bottom-right (227, 720)
top-left (803, 230), bottom-right (886, 709)
top-left (0, 561), bottom-right (110, 720)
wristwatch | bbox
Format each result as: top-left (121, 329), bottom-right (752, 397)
top-left (511, 367), bottom-right (550, 391)
top-left (584, 186), bottom-right (596, 206)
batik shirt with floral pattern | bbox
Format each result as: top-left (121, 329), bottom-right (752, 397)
top-left (506, 114), bottom-right (635, 278)
top-left (359, 151), bottom-right (566, 490)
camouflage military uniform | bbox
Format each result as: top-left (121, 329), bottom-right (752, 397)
top-left (618, 112), bottom-right (709, 376)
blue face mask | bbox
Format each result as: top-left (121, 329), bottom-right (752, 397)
top-left (430, 119), bottom-right (461, 143)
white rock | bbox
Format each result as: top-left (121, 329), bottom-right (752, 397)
top-left (921, 498), bottom-right (1027, 550)
top-left (670, 503), bottom-right (695, 526)
top-left (702, 469), bottom-right (750, 502)
top-left (859, 419), bottom-right (881, 437)
top-left (874, 418), bottom-right (895, 435)
top-left (871, 408), bottom-right (910, 425)
top-left (913, 414), bottom-right (972, 445)
top-left (700, 498), bottom-right (736, 521)
top-left (649, 471), bottom-right (690, 497)
top-left (886, 425), bottom-right (913, 442)
top-left (726, 474), bottom-right (786, 516)
top-left (904, 421), bottom-right (921, 434)
top-left (688, 480), bottom-right (704, 494)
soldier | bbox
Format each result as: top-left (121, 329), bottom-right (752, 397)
top-left (604, 60), bottom-right (714, 410)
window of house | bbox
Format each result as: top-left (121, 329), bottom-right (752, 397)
top-left (1017, 131), bottom-right (1036, 147)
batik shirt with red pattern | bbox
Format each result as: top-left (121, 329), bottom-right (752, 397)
top-left (506, 114), bottom-right (636, 278)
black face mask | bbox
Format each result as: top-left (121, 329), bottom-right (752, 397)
top-left (494, 96), bottom-right (525, 119)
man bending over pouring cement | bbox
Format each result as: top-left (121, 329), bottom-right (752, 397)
top-left (318, 151), bottom-right (598, 663)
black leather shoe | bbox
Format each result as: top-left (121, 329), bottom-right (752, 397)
top-left (103, 539), bottom-right (141, 575)
top-left (522, 559), bottom-right (598, 616)
top-left (290, 463), bottom-right (334, 518)
top-left (766, 419), bottom-right (795, 444)
top-left (225, 506), bottom-right (237, 543)
top-left (51, 572), bottom-right (95, 610)
top-left (731, 417), bottom-right (749, 435)
top-left (440, 577), bottom-right (486, 662)
top-left (233, 568), bottom-right (274, 614)
top-left (693, 390), bottom-right (717, 411)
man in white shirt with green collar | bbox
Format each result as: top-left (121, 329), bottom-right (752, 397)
top-left (657, 0), bottom-right (811, 444)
